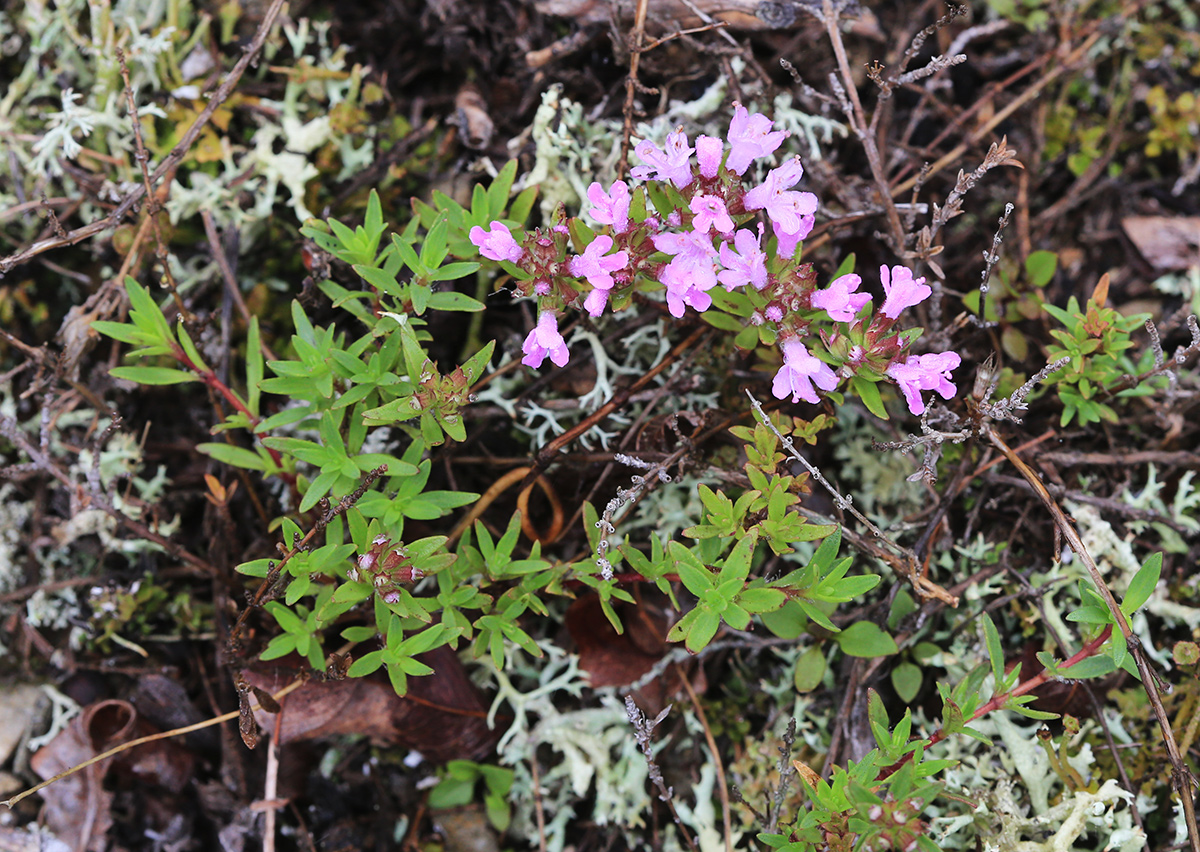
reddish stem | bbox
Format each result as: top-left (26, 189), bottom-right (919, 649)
top-left (878, 623), bottom-right (1114, 780)
top-left (170, 342), bottom-right (288, 474)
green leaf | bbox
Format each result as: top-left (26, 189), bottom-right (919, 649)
top-left (794, 646), bottom-right (826, 692)
top-left (1066, 605), bottom-right (1112, 625)
top-left (760, 601), bottom-right (808, 640)
top-left (891, 661), bottom-right (922, 704)
top-left (1110, 629), bottom-right (1128, 670)
top-left (92, 320), bottom-right (148, 345)
top-left (850, 376), bottom-right (888, 420)
top-left (736, 587), bottom-right (785, 613)
top-left (330, 581), bottom-right (373, 606)
top-left (672, 544), bottom-right (714, 597)
top-left (1007, 699), bottom-right (1060, 721)
top-left (1121, 551), bottom-right (1161, 617)
top-left (686, 609), bottom-right (721, 653)
top-left (235, 558), bottom-right (272, 578)
top-left (259, 634), bottom-right (297, 661)
top-left (810, 527), bottom-right (842, 574)
top-left (834, 622), bottom-right (898, 657)
top-left (198, 442), bottom-right (270, 471)
top-left (982, 612), bottom-right (1005, 684)
top-left (486, 160), bottom-right (518, 218)
top-left (796, 598), bottom-right (839, 633)
top-left (1025, 250), bottom-right (1058, 287)
top-left (426, 291), bottom-right (485, 312)
top-left (867, 688), bottom-right (891, 752)
top-left (109, 366), bottom-right (197, 385)
top-left (717, 530), bottom-right (757, 585)
top-left (347, 650), bottom-right (385, 677)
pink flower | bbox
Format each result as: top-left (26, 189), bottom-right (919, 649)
top-left (690, 194), bottom-right (735, 234)
top-left (765, 304), bottom-right (784, 322)
top-left (569, 235), bottom-right (628, 317)
top-left (654, 230), bottom-right (719, 317)
top-left (583, 287), bottom-right (610, 317)
top-left (772, 340), bottom-right (838, 404)
top-left (772, 218), bottom-right (811, 260)
top-left (717, 228), bottom-right (768, 291)
top-left (726, 104), bottom-right (787, 176)
top-left (811, 273), bottom-right (870, 322)
top-left (569, 235), bottom-right (628, 290)
top-left (586, 180), bottom-right (632, 233)
top-left (743, 158), bottom-right (819, 236)
top-left (469, 221), bottom-right (524, 263)
top-left (879, 265), bottom-right (931, 318)
top-left (886, 351), bottom-right (961, 415)
top-left (522, 311), bottom-right (570, 368)
top-left (631, 128), bottom-right (694, 188)
top-left (696, 135), bottom-right (724, 178)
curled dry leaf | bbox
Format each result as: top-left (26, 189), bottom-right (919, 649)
top-left (30, 700), bottom-right (195, 851)
top-left (452, 85), bottom-right (494, 150)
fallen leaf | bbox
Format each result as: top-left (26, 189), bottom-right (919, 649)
top-left (244, 646), bottom-right (497, 761)
top-left (1122, 216), bottom-right (1200, 271)
top-left (567, 592), bottom-right (703, 715)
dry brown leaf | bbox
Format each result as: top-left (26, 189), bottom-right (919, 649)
top-left (243, 646), bottom-right (497, 761)
top-left (1122, 216), bottom-right (1200, 271)
top-left (30, 699), bottom-right (194, 851)
top-left (566, 592), bottom-right (703, 715)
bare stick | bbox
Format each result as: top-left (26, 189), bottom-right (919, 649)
top-left (819, 0), bottom-right (904, 250)
top-left (625, 697), bottom-right (699, 852)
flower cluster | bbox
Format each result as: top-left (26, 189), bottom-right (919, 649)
top-left (468, 104), bottom-right (962, 417)
top-left (349, 534), bottom-right (423, 604)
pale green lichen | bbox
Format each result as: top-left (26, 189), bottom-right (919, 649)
top-left (1067, 499), bottom-right (1200, 632)
top-left (832, 405), bottom-right (929, 520)
top-left (1119, 466), bottom-right (1200, 554)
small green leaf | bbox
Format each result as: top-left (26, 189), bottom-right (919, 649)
top-left (867, 688), bottom-right (891, 750)
top-left (1066, 605), bottom-right (1112, 625)
top-left (834, 622), bottom-right (898, 657)
top-left (331, 581), bottom-right (373, 606)
top-left (1062, 654), bottom-right (1116, 679)
top-left (982, 612), bottom-right (1005, 684)
top-left (1121, 551), bottom-right (1162, 617)
top-left (1008, 701), bottom-right (1059, 721)
top-left (796, 598), bottom-right (839, 633)
top-left (198, 442), bottom-right (270, 471)
top-left (1025, 250), bottom-right (1058, 287)
top-left (760, 601), bottom-right (807, 640)
top-left (347, 650), bottom-right (385, 677)
top-left (891, 661), bottom-right (922, 704)
top-left (850, 375), bottom-right (888, 420)
top-left (1110, 629), bottom-right (1128, 669)
top-left (109, 366), bottom-right (197, 385)
top-left (794, 646), bottom-right (826, 692)
top-left (686, 609), bottom-right (721, 653)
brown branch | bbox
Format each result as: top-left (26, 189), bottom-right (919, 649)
top-left (521, 326), bottom-right (711, 491)
top-left (820, 0), bottom-right (905, 251)
top-left (0, 412), bottom-right (216, 577)
top-left (0, 0), bottom-right (288, 276)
